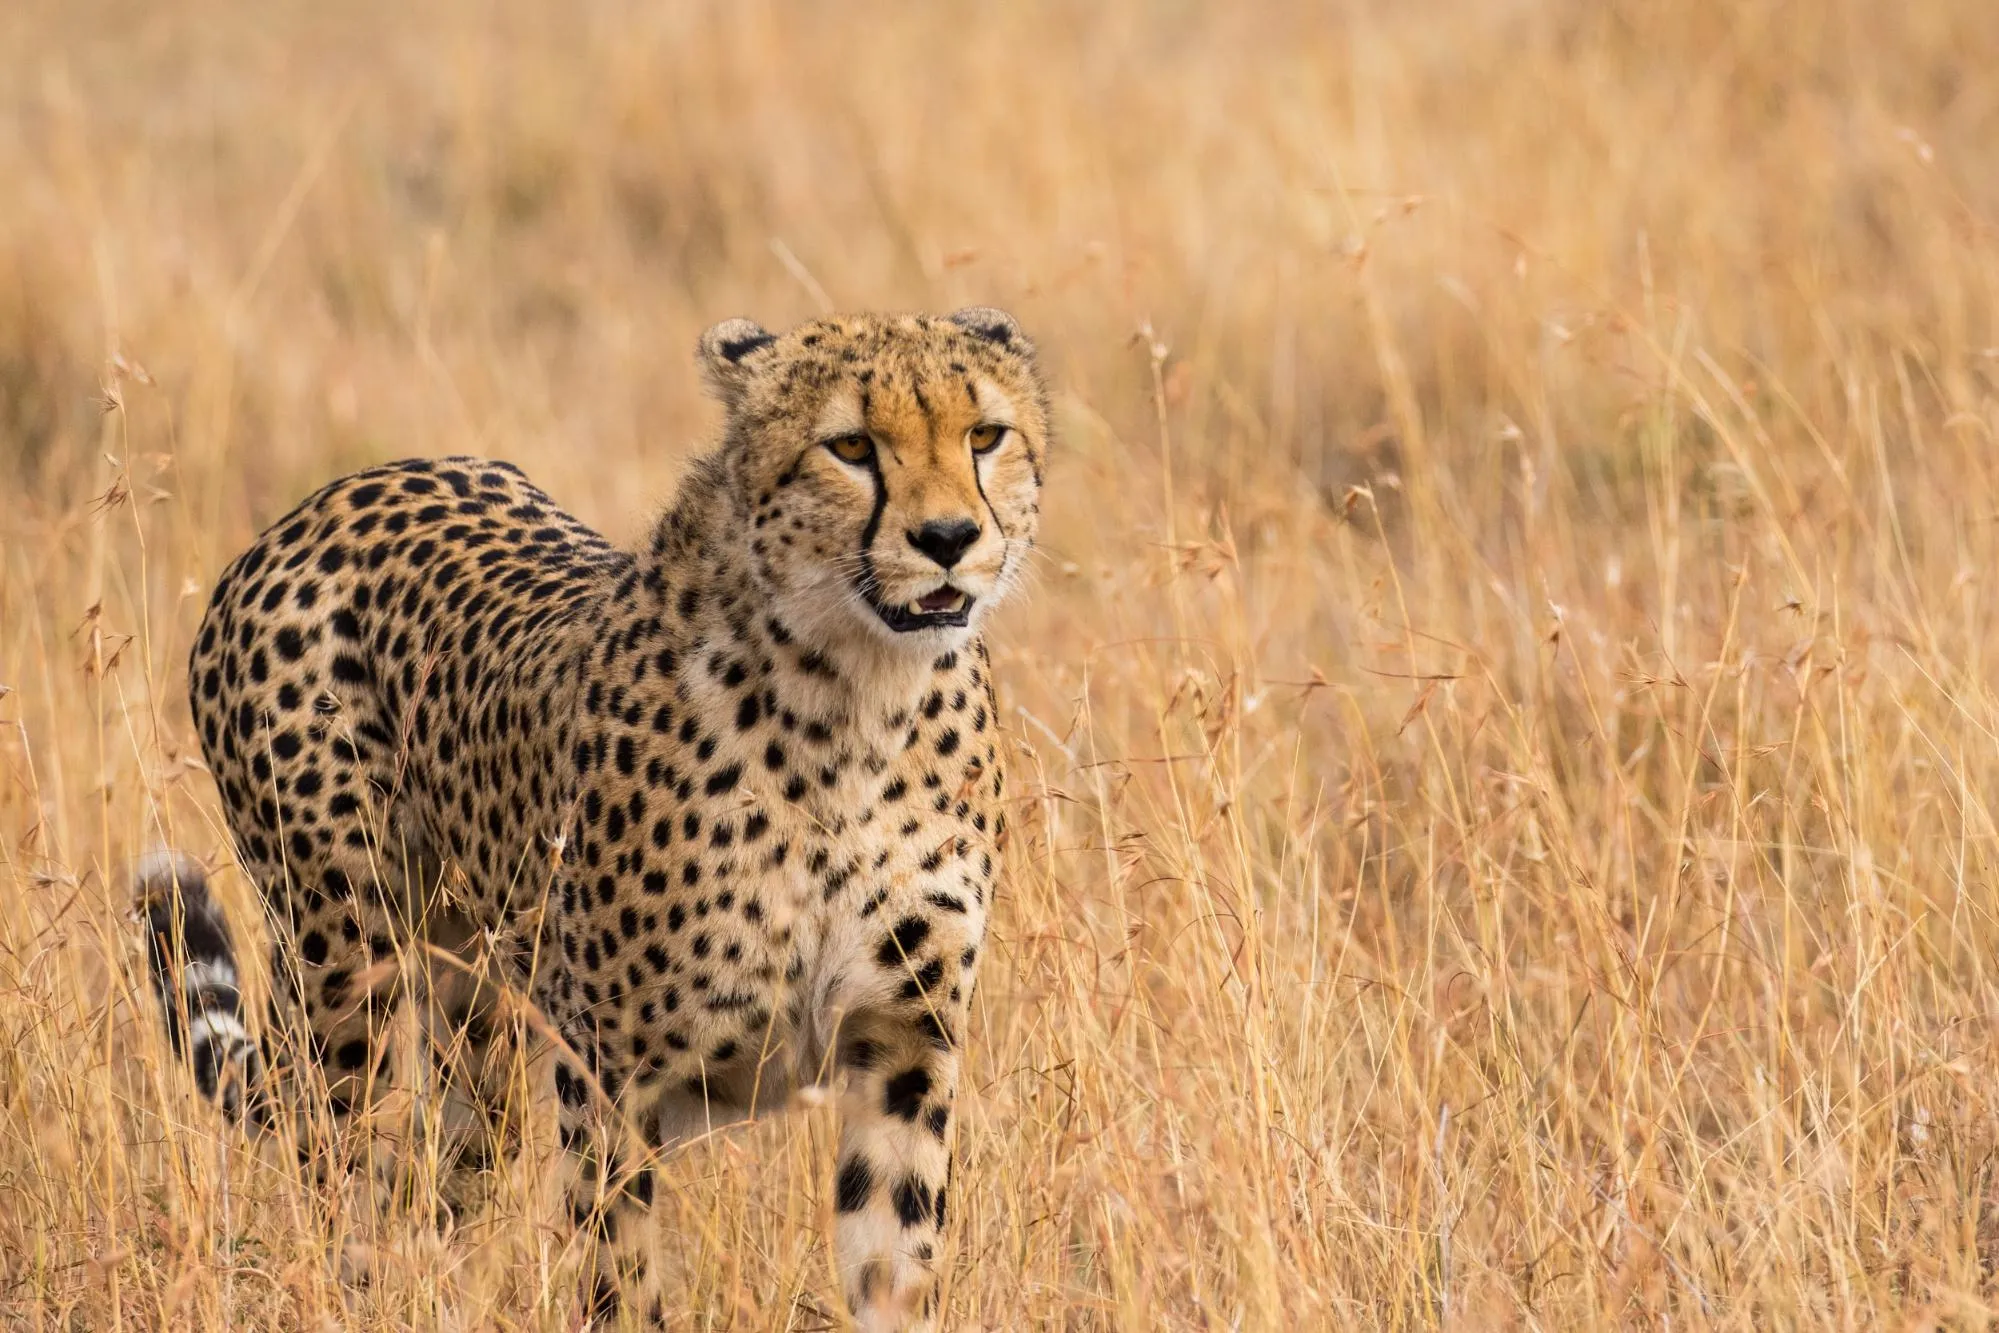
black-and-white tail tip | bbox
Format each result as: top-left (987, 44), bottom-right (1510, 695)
top-left (138, 851), bottom-right (262, 1119)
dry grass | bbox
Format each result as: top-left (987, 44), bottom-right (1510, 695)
top-left (5, 0), bottom-right (1999, 1327)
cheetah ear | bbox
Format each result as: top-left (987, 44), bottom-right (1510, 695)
top-left (946, 306), bottom-right (1031, 354)
top-left (698, 318), bottom-right (777, 403)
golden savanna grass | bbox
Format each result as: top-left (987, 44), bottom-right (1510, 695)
top-left (5, 1), bottom-right (1999, 1327)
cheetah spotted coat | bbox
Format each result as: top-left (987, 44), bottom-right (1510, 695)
top-left (151, 308), bottom-right (1048, 1330)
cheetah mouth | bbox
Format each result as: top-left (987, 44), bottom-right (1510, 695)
top-left (869, 585), bottom-right (975, 632)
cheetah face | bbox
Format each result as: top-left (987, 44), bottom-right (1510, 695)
top-left (702, 309), bottom-right (1048, 655)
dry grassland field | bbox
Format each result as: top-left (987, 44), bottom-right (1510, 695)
top-left (6, 1), bottom-right (1999, 1328)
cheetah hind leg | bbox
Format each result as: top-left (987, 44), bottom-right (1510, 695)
top-left (416, 909), bottom-right (542, 1227)
top-left (248, 838), bottom-right (560, 1297)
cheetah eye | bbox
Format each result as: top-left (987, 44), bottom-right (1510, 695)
top-left (824, 434), bottom-right (876, 466)
top-left (967, 423), bottom-right (1008, 455)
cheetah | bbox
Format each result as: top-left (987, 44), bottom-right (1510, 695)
top-left (143, 308), bottom-right (1046, 1329)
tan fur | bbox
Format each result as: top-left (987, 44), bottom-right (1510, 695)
top-left (184, 309), bottom-right (1047, 1328)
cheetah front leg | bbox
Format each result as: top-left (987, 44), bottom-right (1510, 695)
top-left (552, 1053), bottom-right (671, 1328)
top-left (832, 1018), bottom-right (962, 1332)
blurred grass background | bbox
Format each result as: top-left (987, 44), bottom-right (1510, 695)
top-left (5, 0), bottom-right (1999, 1327)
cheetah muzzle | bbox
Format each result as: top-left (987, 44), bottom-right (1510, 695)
top-left (146, 308), bottom-right (1049, 1332)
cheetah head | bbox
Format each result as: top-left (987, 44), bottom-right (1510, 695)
top-left (700, 309), bottom-right (1048, 657)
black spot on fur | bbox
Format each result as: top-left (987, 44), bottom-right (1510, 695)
top-left (836, 1155), bottom-right (875, 1212)
top-left (883, 1066), bottom-right (931, 1122)
top-left (878, 916), bottom-right (931, 967)
top-left (893, 1175), bottom-right (934, 1227)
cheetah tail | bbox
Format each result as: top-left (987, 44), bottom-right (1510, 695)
top-left (137, 850), bottom-right (264, 1120)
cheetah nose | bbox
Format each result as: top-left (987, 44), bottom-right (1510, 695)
top-left (907, 518), bottom-right (980, 569)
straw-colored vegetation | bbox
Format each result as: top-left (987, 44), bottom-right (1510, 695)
top-left (6, 1), bottom-right (1999, 1327)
